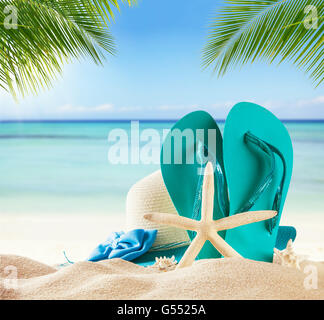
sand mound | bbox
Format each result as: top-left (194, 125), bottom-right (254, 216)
top-left (0, 255), bottom-right (323, 300)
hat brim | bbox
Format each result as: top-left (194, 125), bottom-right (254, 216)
top-left (131, 245), bottom-right (189, 267)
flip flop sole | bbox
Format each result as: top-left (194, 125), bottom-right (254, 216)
top-left (223, 102), bottom-right (293, 262)
top-left (161, 111), bottom-right (228, 259)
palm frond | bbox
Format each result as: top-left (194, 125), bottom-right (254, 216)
top-left (0, 0), bottom-right (136, 98)
top-left (203, 0), bottom-right (324, 87)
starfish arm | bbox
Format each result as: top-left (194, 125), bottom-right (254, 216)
top-left (214, 210), bottom-right (277, 231)
top-left (208, 230), bottom-right (242, 258)
top-left (201, 161), bottom-right (214, 221)
top-left (144, 212), bottom-right (198, 231)
top-left (177, 233), bottom-right (206, 269)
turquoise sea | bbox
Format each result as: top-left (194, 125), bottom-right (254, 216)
top-left (1, 120), bottom-right (324, 218)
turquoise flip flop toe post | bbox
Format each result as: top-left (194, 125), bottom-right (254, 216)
top-left (223, 102), bottom-right (293, 262)
top-left (161, 111), bottom-right (229, 259)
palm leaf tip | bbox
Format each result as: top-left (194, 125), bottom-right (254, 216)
top-left (202, 0), bottom-right (324, 87)
top-left (0, 0), bottom-right (136, 98)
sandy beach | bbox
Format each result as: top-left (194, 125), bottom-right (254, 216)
top-left (280, 212), bottom-right (324, 261)
top-left (0, 255), bottom-right (323, 300)
top-left (0, 213), bottom-right (125, 266)
top-left (0, 211), bottom-right (323, 300)
top-left (0, 211), bottom-right (323, 266)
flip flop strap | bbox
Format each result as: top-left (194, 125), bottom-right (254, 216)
top-left (190, 142), bottom-right (229, 238)
top-left (238, 132), bottom-right (287, 234)
top-left (266, 142), bottom-right (286, 233)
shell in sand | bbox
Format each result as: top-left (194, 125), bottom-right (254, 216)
top-left (274, 239), bottom-right (307, 270)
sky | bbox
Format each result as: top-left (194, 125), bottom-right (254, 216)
top-left (0, 0), bottom-right (323, 120)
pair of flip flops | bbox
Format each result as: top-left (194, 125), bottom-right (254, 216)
top-left (161, 102), bottom-right (296, 262)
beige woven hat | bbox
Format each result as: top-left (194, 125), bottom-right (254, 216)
top-left (126, 170), bottom-right (190, 253)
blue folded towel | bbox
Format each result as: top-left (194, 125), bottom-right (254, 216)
top-left (87, 229), bottom-right (157, 262)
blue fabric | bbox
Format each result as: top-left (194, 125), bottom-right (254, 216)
top-left (87, 229), bottom-right (157, 262)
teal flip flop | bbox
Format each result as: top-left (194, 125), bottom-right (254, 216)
top-left (223, 102), bottom-right (293, 262)
top-left (275, 226), bottom-right (296, 250)
top-left (160, 111), bottom-right (229, 259)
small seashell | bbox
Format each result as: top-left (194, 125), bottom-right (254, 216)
top-left (149, 255), bottom-right (178, 272)
top-left (274, 239), bottom-right (307, 270)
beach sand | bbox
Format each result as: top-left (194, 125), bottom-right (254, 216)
top-left (0, 255), bottom-right (323, 300)
top-left (0, 212), bottom-right (323, 266)
top-left (0, 213), bottom-right (124, 265)
top-left (0, 212), bottom-right (323, 300)
top-left (280, 212), bottom-right (324, 261)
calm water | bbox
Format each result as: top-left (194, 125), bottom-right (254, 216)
top-left (0, 121), bottom-right (324, 216)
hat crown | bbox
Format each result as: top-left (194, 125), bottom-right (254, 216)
top-left (126, 170), bottom-right (190, 249)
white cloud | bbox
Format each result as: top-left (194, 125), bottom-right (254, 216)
top-left (157, 104), bottom-right (199, 111)
top-left (57, 103), bottom-right (114, 113)
top-left (118, 106), bottom-right (144, 113)
top-left (210, 101), bottom-right (236, 109)
top-left (56, 104), bottom-right (147, 114)
top-left (1, 94), bottom-right (324, 120)
top-left (296, 96), bottom-right (324, 107)
top-left (257, 96), bottom-right (324, 119)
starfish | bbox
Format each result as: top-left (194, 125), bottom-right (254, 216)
top-left (144, 161), bottom-right (277, 269)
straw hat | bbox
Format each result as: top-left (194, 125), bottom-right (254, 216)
top-left (126, 170), bottom-right (190, 265)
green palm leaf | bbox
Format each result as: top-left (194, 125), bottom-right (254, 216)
top-left (203, 0), bottom-right (324, 87)
top-left (0, 0), bottom-right (136, 98)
